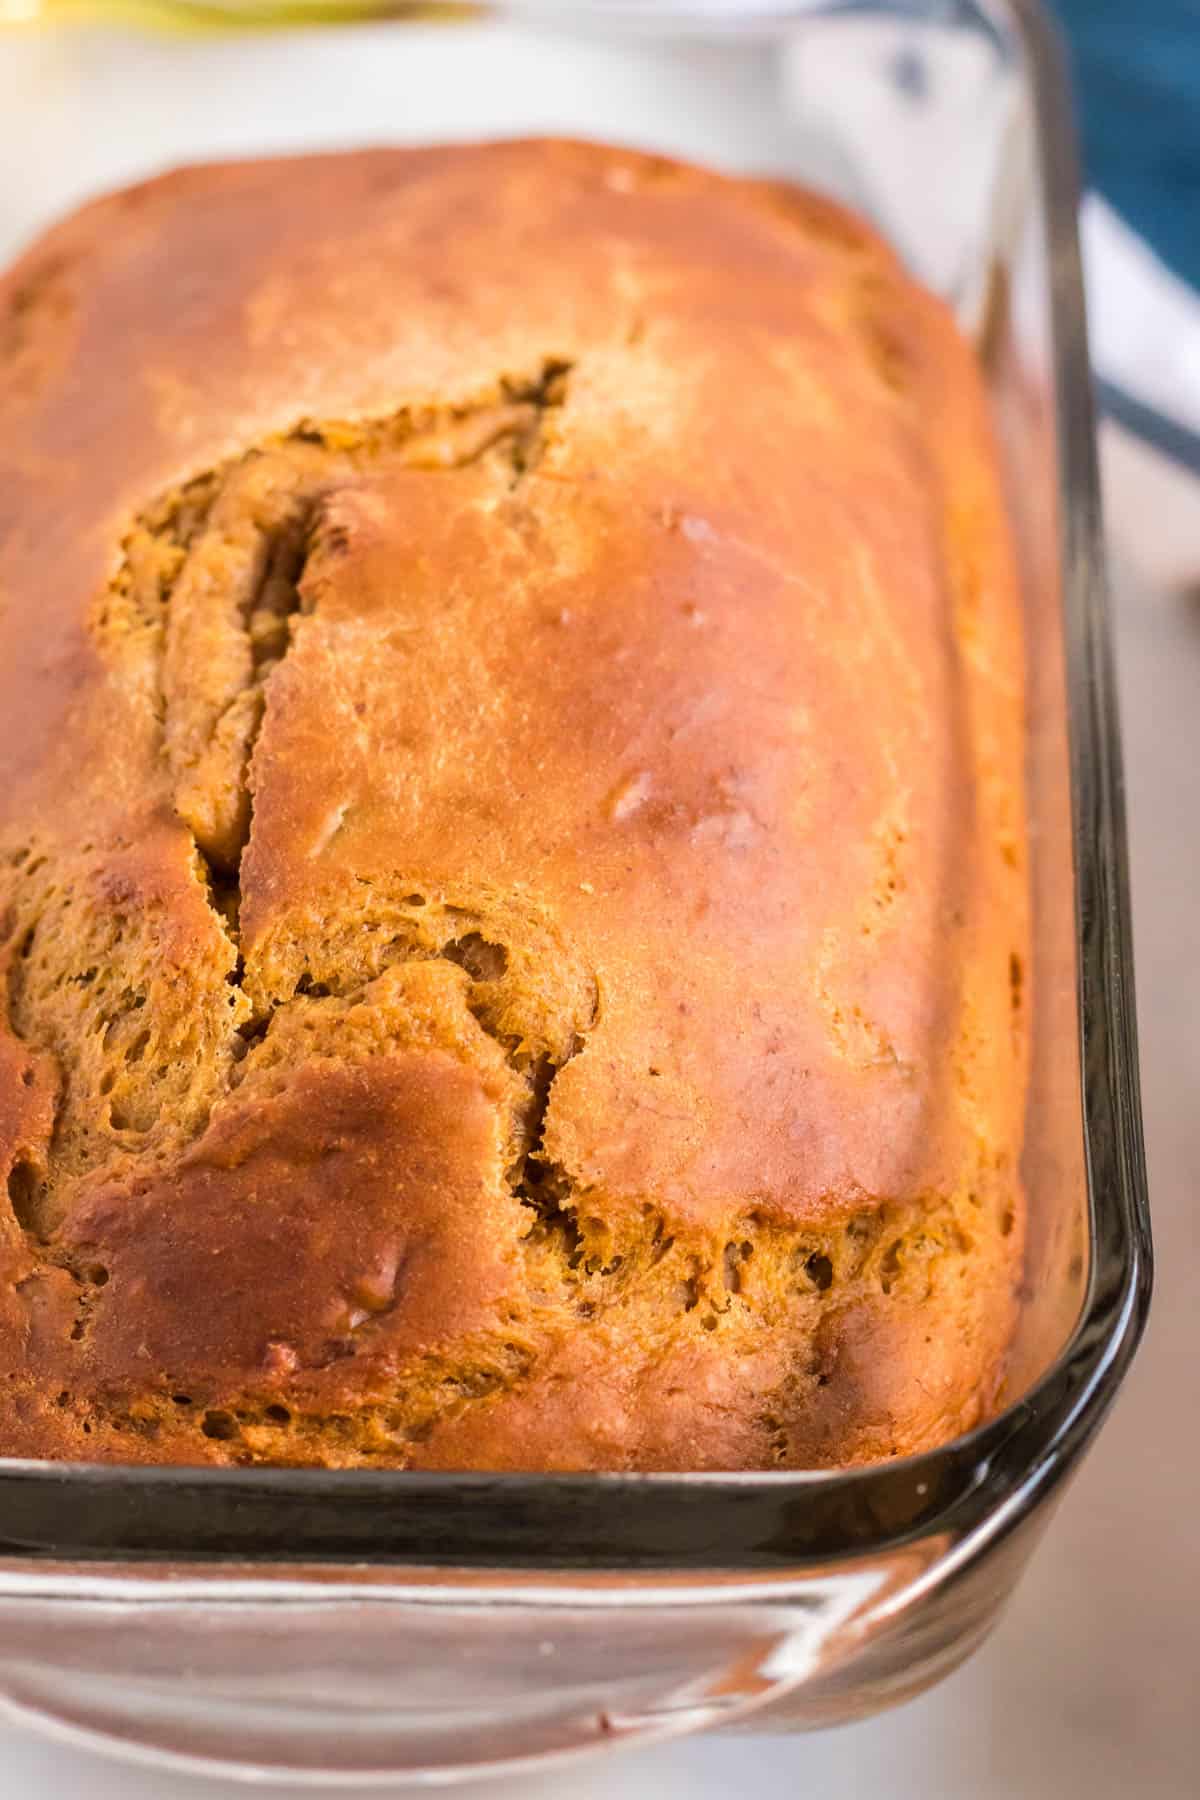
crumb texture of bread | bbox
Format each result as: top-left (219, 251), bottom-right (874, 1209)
top-left (0, 141), bottom-right (1028, 1469)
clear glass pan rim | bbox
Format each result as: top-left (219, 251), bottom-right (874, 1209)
top-left (0, 0), bottom-right (1151, 1574)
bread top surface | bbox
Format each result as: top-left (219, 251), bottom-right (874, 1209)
top-left (0, 141), bottom-right (1028, 1468)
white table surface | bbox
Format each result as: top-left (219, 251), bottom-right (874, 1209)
top-left (1, 22), bottom-right (1198, 1798)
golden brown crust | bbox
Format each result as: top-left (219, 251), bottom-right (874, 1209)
top-left (0, 141), bottom-right (1027, 1469)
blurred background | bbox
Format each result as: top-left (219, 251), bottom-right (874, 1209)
top-left (0, 3), bottom-right (1196, 1796)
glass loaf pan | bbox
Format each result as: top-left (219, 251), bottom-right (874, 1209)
top-left (0, 0), bottom-right (1150, 1783)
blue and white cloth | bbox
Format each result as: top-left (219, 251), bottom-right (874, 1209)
top-left (1054, 0), bottom-right (1200, 476)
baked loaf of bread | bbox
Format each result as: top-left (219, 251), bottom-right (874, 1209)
top-left (0, 141), bottom-right (1027, 1470)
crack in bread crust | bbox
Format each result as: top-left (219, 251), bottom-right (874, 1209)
top-left (95, 359), bottom-right (571, 872)
top-left (0, 360), bottom-right (617, 1456)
